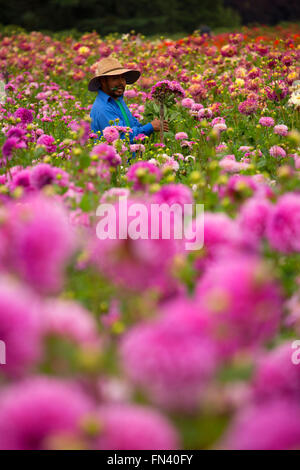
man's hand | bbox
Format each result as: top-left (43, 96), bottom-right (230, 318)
top-left (151, 119), bottom-right (169, 132)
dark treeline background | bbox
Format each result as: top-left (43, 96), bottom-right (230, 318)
top-left (0, 0), bottom-right (299, 35)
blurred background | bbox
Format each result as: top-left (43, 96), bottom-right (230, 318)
top-left (0, 0), bottom-right (299, 36)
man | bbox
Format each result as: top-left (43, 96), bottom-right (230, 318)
top-left (88, 57), bottom-right (168, 142)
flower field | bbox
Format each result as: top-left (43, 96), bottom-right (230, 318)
top-left (0, 24), bottom-right (300, 450)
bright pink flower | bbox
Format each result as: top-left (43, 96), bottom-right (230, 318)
top-left (14, 107), bottom-right (33, 124)
top-left (238, 197), bottom-right (273, 243)
top-left (259, 117), bottom-right (275, 127)
top-left (238, 99), bottom-right (258, 115)
top-left (36, 134), bottom-right (56, 153)
top-left (266, 193), bottom-right (300, 253)
top-left (95, 404), bottom-right (179, 450)
top-left (42, 299), bottom-right (101, 347)
top-left (175, 132), bottom-right (188, 140)
top-left (0, 277), bottom-right (42, 376)
top-left (274, 124), bottom-right (288, 136)
top-left (4, 195), bottom-right (76, 293)
top-left (30, 163), bottom-right (55, 189)
top-left (102, 126), bottom-right (119, 143)
top-left (90, 143), bottom-right (121, 167)
top-left (269, 145), bottom-right (286, 158)
top-left (126, 161), bottom-right (161, 190)
top-left (220, 400), bottom-right (300, 450)
top-left (120, 299), bottom-right (217, 410)
top-left (195, 256), bottom-right (282, 357)
top-left (0, 377), bottom-right (92, 450)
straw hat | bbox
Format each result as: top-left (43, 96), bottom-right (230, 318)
top-left (88, 57), bottom-right (141, 92)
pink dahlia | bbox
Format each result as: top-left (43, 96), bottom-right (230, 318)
top-left (252, 342), bottom-right (300, 402)
top-left (269, 145), bottom-right (286, 158)
top-left (4, 195), bottom-right (76, 293)
top-left (274, 124), bottom-right (288, 136)
top-left (36, 134), bottom-right (56, 153)
top-left (0, 277), bottom-right (42, 376)
top-left (220, 400), bottom-right (300, 450)
top-left (238, 99), bottom-right (258, 115)
top-left (266, 193), bottom-right (300, 253)
top-left (126, 161), bottom-right (161, 190)
top-left (238, 196), bottom-right (273, 244)
top-left (90, 143), bottom-right (121, 167)
top-left (42, 299), bottom-right (101, 347)
top-left (30, 163), bottom-right (56, 189)
top-left (195, 256), bottom-right (282, 357)
top-left (120, 299), bottom-right (217, 410)
top-left (0, 377), bottom-right (92, 450)
top-left (14, 107), bottom-right (34, 124)
top-left (102, 126), bottom-right (119, 143)
top-left (259, 117), bottom-right (275, 127)
top-left (95, 404), bottom-right (179, 450)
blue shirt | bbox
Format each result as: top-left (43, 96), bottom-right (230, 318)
top-left (90, 89), bottom-right (154, 143)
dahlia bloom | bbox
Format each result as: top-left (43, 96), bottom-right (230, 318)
top-left (266, 193), bottom-right (300, 253)
top-left (175, 132), bottom-right (188, 140)
top-left (150, 80), bottom-right (185, 102)
top-left (14, 107), bottom-right (33, 124)
top-left (0, 277), bottom-right (42, 376)
top-left (274, 124), bottom-right (288, 136)
top-left (1, 136), bottom-right (26, 161)
top-left (120, 299), bottom-right (217, 410)
top-left (42, 299), bottom-right (101, 347)
top-left (220, 400), bottom-right (300, 450)
top-left (259, 117), bottom-right (275, 127)
top-left (36, 134), bottom-right (57, 153)
top-left (238, 99), bottom-right (258, 115)
top-left (238, 196), bottom-right (273, 244)
top-left (95, 404), bottom-right (179, 450)
top-left (0, 377), bottom-right (93, 450)
top-left (102, 126), bottom-right (120, 143)
top-left (3, 195), bottom-right (76, 293)
top-left (269, 145), bottom-right (286, 158)
top-left (92, 197), bottom-right (182, 294)
top-left (152, 183), bottom-right (193, 209)
top-left (195, 256), bottom-right (282, 357)
top-left (252, 342), bottom-right (300, 402)
top-left (90, 143), bottom-right (121, 167)
top-left (30, 163), bottom-right (56, 189)
top-left (126, 161), bottom-right (161, 190)
top-left (181, 98), bottom-right (194, 108)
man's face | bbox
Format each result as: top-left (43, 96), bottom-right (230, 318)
top-left (100, 75), bottom-right (126, 98)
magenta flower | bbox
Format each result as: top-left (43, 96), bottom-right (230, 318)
top-left (274, 124), bottom-right (288, 136)
top-left (120, 299), bottom-right (217, 410)
top-left (195, 256), bottom-right (283, 357)
top-left (238, 196), bottom-right (273, 244)
top-left (238, 99), bottom-right (258, 115)
top-left (4, 195), bottom-right (76, 293)
top-left (259, 116), bottom-right (275, 127)
top-left (269, 145), bottom-right (286, 158)
top-left (252, 342), bottom-right (300, 402)
top-left (30, 163), bottom-right (56, 189)
top-left (14, 107), bottom-right (33, 124)
top-left (36, 134), bottom-right (56, 153)
top-left (1, 137), bottom-right (26, 161)
top-left (126, 161), bottom-right (161, 190)
top-left (42, 299), bottom-right (100, 347)
top-left (95, 404), bottom-right (179, 450)
top-left (220, 400), bottom-right (300, 450)
top-left (175, 132), bottom-right (188, 140)
top-left (266, 193), bottom-right (300, 253)
top-left (90, 143), bottom-right (121, 167)
top-left (0, 377), bottom-right (93, 449)
top-left (0, 277), bottom-right (42, 376)
top-left (102, 126), bottom-right (120, 143)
